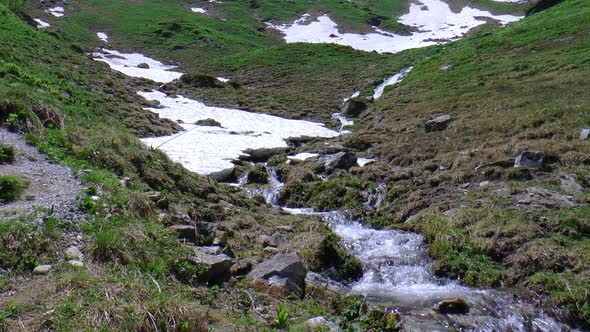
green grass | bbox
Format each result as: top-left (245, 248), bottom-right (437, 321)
top-left (0, 175), bottom-right (27, 202)
top-left (0, 143), bottom-right (14, 163)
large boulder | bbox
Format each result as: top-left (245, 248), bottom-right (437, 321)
top-left (425, 114), bottom-right (452, 132)
top-left (208, 167), bottom-right (237, 183)
top-left (188, 247), bottom-right (234, 283)
top-left (248, 253), bottom-right (307, 297)
top-left (239, 147), bottom-right (289, 163)
top-left (305, 272), bottom-right (351, 300)
top-left (169, 225), bottom-right (198, 243)
top-left (560, 174), bottom-right (583, 194)
top-left (434, 298), bottom-right (470, 314)
top-left (311, 152), bottom-right (357, 173)
top-left (514, 150), bottom-right (545, 169)
top-left (340, 98), bottom-right (369, 117)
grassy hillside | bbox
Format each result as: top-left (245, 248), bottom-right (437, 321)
top-left (0, 4), bottom-right (371, 331)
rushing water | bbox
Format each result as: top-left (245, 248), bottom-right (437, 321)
top-left (258, 169), bottom-right (573, 332)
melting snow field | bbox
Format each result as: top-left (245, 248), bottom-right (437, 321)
top-left (267, 0), bottom-right (522, 53)
top-left (92, 49), bottom-right (339, 174)
top-left (140, 91), bottom-right (338, 174)
top-left (92, 49), bottom-right (182, 83)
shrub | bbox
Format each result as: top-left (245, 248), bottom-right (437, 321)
top-left (0, 144), bottom-right (15, 163)
top-left (0, 175), bottom-right (27, 202)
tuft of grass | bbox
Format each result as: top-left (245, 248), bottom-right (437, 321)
top-left (0, 175), bottom-right (28, 202)
top-left (0, 143), bottom-right (15, 163)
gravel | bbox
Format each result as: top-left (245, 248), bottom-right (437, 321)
top-left (0, 128), bottom-right (85, 221)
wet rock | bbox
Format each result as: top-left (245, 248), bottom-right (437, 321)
top-left (248, 253), bottom-right (307, 296)
top-left (65, 246), bottom-right (83, 260)
top-left (560, 174), bottom-right (583, 194)
top-left (425, 114), bottom-right (452, 132)
top-left (207, 167), bottom-right (237, 183)
top-left (195, 118), bottom-right (222, 127)
top-left (137, 62), bottom-right (150, 69)
top-left (239, 147), bottom-right (289, 163)
top-left (305, 316), bottom-right (341, 332)
top-left (312, 152), bottom-right (357, 173)
top-left (435, 298), bottom-right (469, 314)
top-left (514, 150), bottom-right (545, 169)
top-left (340, 98), bottom-right (369, 117)
top-left (33, 264), bottom-right (52, 275)
top-left (169, 224), bottom-right (198, 243)
top-left (189, 247), bottom-right (233, 283)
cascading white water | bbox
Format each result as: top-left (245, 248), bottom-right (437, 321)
top-left (262, 169), bottom-right (572, 331)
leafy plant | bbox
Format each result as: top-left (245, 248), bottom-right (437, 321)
top-left (0, 143), bottom-right (15, 164)
top-left (0, 175), bottom-right (27, 202)
top-left (275, 304), bottom-right (289, 329)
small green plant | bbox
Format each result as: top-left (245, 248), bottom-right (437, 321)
top-left (211, 284), bottom-right (220, 299)
top-left (5, 113), bottom-right (19, 131)
top-left (275, 304), bottom-right (289, 329)
top-left (0, 143), bottom-right (15, 164)
top-left (0, 175), bottom-right (27, 202)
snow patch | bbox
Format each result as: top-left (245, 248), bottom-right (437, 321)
top-left (267, 0), bottom-right (522, 53)
top-left (34, 18), bottom-right (51, 29)
top-left (373, 66), bottom-right (413, 99)
top-left (96, 32), bottom-right (109, 42)
top-left (46, 6), bottom-right (64, 17)
top-left (91, 49), bottom-right (182, 83)
top-left (139, 91), bottom-right (338, 174)
top-left (288, 152), bottom-right (319, 161)
top-left (357, 158), bottom-right (376, 167)
top-left (216, 77), bottom-right (230, 82)
top-left (191, 7), bottom-right (207, 14)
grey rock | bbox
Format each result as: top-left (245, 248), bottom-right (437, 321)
top-left (231, 257), bottom-right (257, 276)
top-left (195, 118), bottom-right (222, 127)
top-left (137, 62), bottom-right (150, 69)
top-left (425, 114), bottom-right (452, 132)
top-left (340, 98), bottom-right (369, 117)
top-left (207, 167), bottom-right (237, 183)
top-left (65, 246), bottom-right (83, 260)
top-left (435, 298), bottom-right (470, 314)
top-left (312, 152), bottom-right (357, 173)
top-left (514, 150), bottom-right (545, 169)
top-left (33, 264), bottom-right (52, 275)
top-left (305, 316), bottom-right (342, 332)
top-left (239, 147), bottom-right (289, 163)
top-left (248, 253), bottom-right (307, 294)
top-left (305, 272), bottom-right (351, 295)
top-left (67, 260), bottom-right (84, 268)
top-left (560, 174), bottom-right (583, 194)
top-left (517, 187), bottom-right (575, 209)
top-left (580, 128), bottom-right (589, 140)
top-left (169, 224), bottom-right (198, 243)
top-left (267, 275), bottom-right (302, 297)
top-left (188, 247), bottom-right (233, 283)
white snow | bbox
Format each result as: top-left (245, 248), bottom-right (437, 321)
top-left (357, 158), bottom-right (376, 167)
top-left (343, 91), bottom-right (360, 102)
top-left (91, 49), bottom-right (182, 83)
top-left (34, 18), bottom-right (51, 29)
top-left (216, 77), bottom-right (230, 82)
top-left (140, 91), bottom-right (339, 174)
top-left (288, 152), bottom-right (319, 161)
top-left (267, 0), bottom-right (522, 53)
top-left (46, 6), bottom-right (65, 18)
top-left (96, 32), bottom-right (109, 43)
top-left (373, 66), bottom-right (413, 99)
top-left (191, 7), bottom-right (207, 14)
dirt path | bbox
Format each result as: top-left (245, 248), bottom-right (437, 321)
top-left (0, 128), bottom-right (84, 221)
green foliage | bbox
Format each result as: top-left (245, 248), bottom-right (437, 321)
top-left (0, 143), bottom-right (15, 163)
top-left (317, 233), bottom-right (363, 282)
top-left (0, 175), bottom-right (27, 202)
top-left (275, 303), bottom-right (289, 329)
